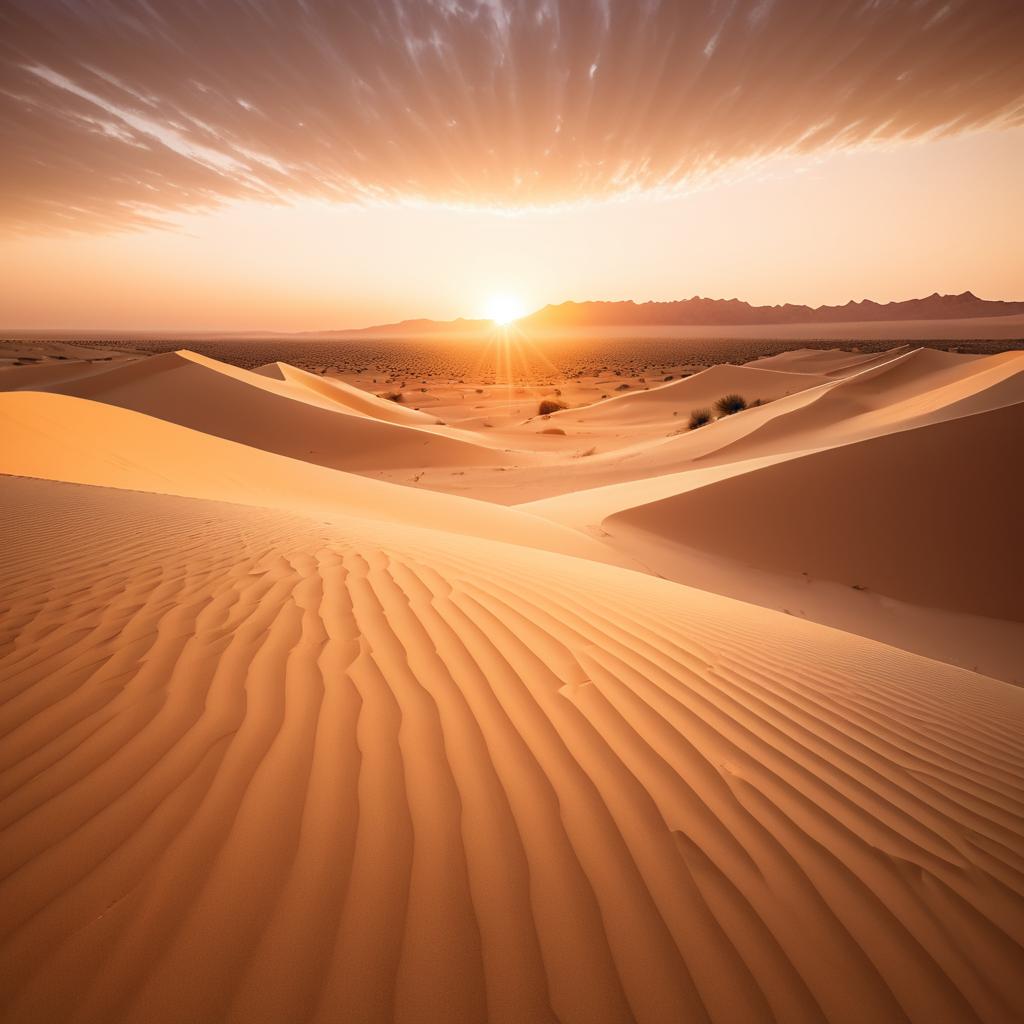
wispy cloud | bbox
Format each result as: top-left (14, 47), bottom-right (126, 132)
top-left (2, 0), bottom-right (1022, 231)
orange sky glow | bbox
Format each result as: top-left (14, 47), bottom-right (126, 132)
top-left (1, 0), bottom-right (1022, 331)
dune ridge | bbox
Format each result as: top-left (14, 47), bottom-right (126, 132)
top-left (608, 401), bottom-right (1024, 621)
top-left (523, 348), bottom-right (1024, 678)
top-left (564, 363), bottom-right (831, 425)
top-left (29, 350), bottom-right (508, 472)
top-left (696, 348), bottom-right (1024, 465)
top-left (252, 360), bottom-right (438, 426)
top-left (0, 390), bottom-right (619, 565)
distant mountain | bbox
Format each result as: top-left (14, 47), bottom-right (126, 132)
top-left (336, 291), bottom-right (1024, 334)
top-left (518, 292), bottom-right (1024, 329)
top-left (314, 317), bottom-right (491, 337)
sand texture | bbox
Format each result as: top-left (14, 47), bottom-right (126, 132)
top-left (1, 341), bottom-right (1023, 1023)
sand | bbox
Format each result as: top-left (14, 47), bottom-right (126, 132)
top-left (1, 340), bottom-right (1023, 1023)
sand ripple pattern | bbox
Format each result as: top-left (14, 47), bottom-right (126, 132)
top-left (1, 478), bottom-right (1023, 1024)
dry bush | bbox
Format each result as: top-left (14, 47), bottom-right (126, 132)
top-left (688, 407), bottom-right (712, 430)
top-left (714, 393), bottom-right (747, 415)
top-left (538, 399), bottom-right (567, 415)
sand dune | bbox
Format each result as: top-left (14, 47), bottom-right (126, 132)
top-left (34, 350), bottom-right (508, 472)
top-left (609, 401), bottom-right (1024, 622)
top-left (2, 475), bottom-right (1023, 1024)
top-left (552, 348), bottom-right (1024, 484)
top-left (687, 349), bottom-right (1024, 468)
top-left (566, 363), bottom-right (830, 424)
top-left (2, 343), bottom-right (1023, 1023)
top-left (253, 360), bottom-right (438, 426)
top-left (746, 345), bottom-right (914, 376)
top-left (0, 358), bottom-right (136, 391)
top-left (525, 348), bottom-right (1024, 677)
top-left (0, 390), bottom-right (616, 565)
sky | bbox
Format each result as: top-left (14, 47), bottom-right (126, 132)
top-left (1, 0), bottom-right (1023, 331)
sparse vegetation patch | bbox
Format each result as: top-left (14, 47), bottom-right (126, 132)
top-left (538, 399), bottom-right (567, 415)
top-left (714, 393), bottom-right (747, 415)
top-left (688, 407), bottom-right (712, 430)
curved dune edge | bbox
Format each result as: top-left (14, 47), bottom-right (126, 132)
top-left (519, 351), bottom-right (1024, 529)
top-left (747, 345), bottom-right (914, 376)
top-left (593, 348), bottom-right (1024, 476)
top-left (1, 475), bottom-right (1024, 1024)
top-left (694, 348), bottom-right (1024, 467)
top-left (566, 362), bottom-right (831, 425)
top-left (520, 349), bottom-right (1024, 677)
top-left (29, 349), bottom-right (514, 472)
top-left (0, 390), bottom-right (623, 567)
top-left (252, 360), bottom-right (439, 426)
top-left (607, 401), bottom-right (1024, 623)
top-left (488, 349), bottom-right (1024, 498)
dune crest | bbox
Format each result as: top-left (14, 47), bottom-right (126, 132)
top-left (27, 349), bottom-right (506, 472)
top-left (609, 402), bottom-right (1024, 618)
top-left (0, 390), bottom-right (618, 565)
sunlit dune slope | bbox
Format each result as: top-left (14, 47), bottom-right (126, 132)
top-left (252, 360), bottom-right (437, 426)
top-left (0, 390), bottom-right (616, 565)
top-left (700, 349), bottom-right (1024, 466)
top-left (487, 349), bottom-right (1019, 512)
top-left (567, 363), bottom-right (829, 425)
top-left (1, 474), bottom-right (1023, 1024)
top-left (746, 345), bottom-right (914, 377)
top-left (30, 349), bottom-right (506, 472)
top-left (536, 349), bottom-right (1024, 488)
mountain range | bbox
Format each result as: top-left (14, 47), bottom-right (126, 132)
top-left (335, 291), bottom-right (1024, 335)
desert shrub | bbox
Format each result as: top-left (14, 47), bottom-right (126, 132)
top-left (714, 393), bottom-right (747, 415)
top-left (688, 407), bottom-right (712, 430)
top-left (538, 399), bottom-right (567, 416)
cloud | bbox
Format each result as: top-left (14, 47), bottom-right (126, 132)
top-left (2, 0), bottom-right (1022, 231)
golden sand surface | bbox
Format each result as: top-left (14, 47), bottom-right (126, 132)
top-left (1, 340), bottom-right (1022, 1023)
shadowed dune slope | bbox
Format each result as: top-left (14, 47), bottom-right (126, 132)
top-left (34, 349), bottom-right (504, 471)
top-left (609, 400), bottom-right (1024, 622)
top-left (0, 357), bottom-right (141, 391)
top-left (1, 475), bottom-right (1023, 1024)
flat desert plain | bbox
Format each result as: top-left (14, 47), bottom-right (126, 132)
top-left (1, 337), bottom-right (1023, 1023)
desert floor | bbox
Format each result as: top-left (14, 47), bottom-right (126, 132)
top-left (1, 337), bottom-right (1022, 1023)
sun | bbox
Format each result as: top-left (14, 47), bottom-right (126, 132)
top-left (483, 293), bottom-right (527, 326)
